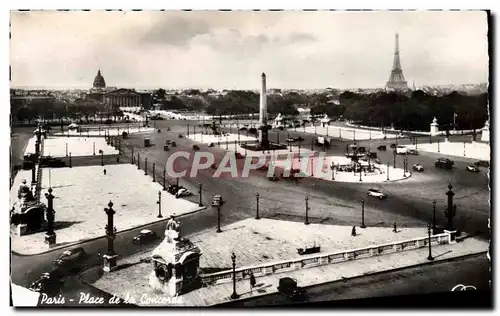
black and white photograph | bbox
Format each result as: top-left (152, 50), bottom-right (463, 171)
top-left (7, 8), bottom-right (492, 308)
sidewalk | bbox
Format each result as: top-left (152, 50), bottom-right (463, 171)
top-left (90, 236), bottom-right (487, 306)
top-left (10, 164), bottom-right (204, 255)
top-left (405, 142), bottom-right (490, 161)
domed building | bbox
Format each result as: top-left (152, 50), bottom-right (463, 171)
top-left (93, 69), bottom-right (106, 88)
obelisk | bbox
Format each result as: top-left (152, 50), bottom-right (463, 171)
top-left (259, 72), bottom-right (269, 148)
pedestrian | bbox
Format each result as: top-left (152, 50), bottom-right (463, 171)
top-left (351, 226), bottom-right (357, 236)
top-left (393, 222), bottom-right (397, 233)
top-left (249, 272), bottom-right (256, 295)
top-left (103, 169), bottom-right (107, 175)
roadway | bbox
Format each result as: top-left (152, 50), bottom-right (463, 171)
top-left (220, 253), bottom-right (491, 307)
top-left (9, 120), bottom-right (490, 305)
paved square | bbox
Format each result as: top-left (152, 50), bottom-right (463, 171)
top-left (10, 164), bottom-right (203, 255)
top-left (406, 142), bottom-right (490, 161)
top-left (41, 136), bottom-right (118, 157)
top-left (298, 125), bottom-right (398, 140)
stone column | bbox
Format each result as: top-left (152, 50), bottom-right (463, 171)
top-left (44, 188), bottom-right (56, 245)
top-left (103, 201), bottom-right (118, 272)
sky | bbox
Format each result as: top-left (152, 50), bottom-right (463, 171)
top-left (10, 10), bottom-right (489, 90)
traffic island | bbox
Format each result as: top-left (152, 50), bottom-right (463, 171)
top-left (10, 164), bottom-right (205, 255)
top-left (86, 218), bottom-right (488, 306)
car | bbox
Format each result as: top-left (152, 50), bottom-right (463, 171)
top-left (239, 127), bottom-right (247, 131)
top-left (377, 145), bottom-right (387, 151)
top-left (286, 138), bottom-right (297, 143)
top-left (358, 147), bottom-right (366, 153)
top-left (235, 152), bottom-right (245, 159)
top-left (53, 247), bottom-right (86, 268)
top-left (166, 127), bottom-right (171, 131)
top-left (367, 152), bottom-right (377, 159)
top-left (29, 272), bottom-right (64, 295)
top-left (132, 229), bottom-right (157, 245)
top-left (211, 163), bottom-right (218, 169)
top-left (412, 164), bottom-right (424, 172)
top-left (165, 140), bottom-right (171, 145)
top-left (407, 149), bottom-right (419, 155)
top-left (435, 158), bottom-right (454, 169)
top-left (40, 157), bottom-right (66, 168)
top-left (167, 184), bottom-right (180, 194)
top-left (171, 142), bottom-right (177, 147)
top-left (390, 143), bottom-right (397, 149)
top-left (396, 145), bottom-right (407, 155)
top-left (373, 158), bottom-right (382, 164)
top-left (474, 160), bottom-right (490, 168)
top-left (248, 128), bottom-right (258, 134)
top-left (367, 188), bottom-right (387, 199)
top-left (192, 145), bottom-right (200, 151)
top-left (176, 188), bottom-right (192, 198)
top-left (466, 165), bottom-right (480, 173)
top-left (278, 277), bottom-right (307, 302)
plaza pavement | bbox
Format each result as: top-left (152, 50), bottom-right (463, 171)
top-left (187, 133), bottom-right (258, 144)
top-left (90, 218), bottom-right (487, 306)
top-left (53, 127), bottom-right (155, 137)
top-left (10, 164), bottom-right (204, 255)
top-left (297, 125), bottom-right (398, 140)
top-left (34, 136), bottom-right (118, 157)
top-left (405, 142), bottom-right (490, 161)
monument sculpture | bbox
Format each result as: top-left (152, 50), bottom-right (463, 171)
top-left (149, 216), bottom-right (202, 296)
top-left (430, 117), bottom-right (439, 136)
top-left (320, 114), bottom-right (331, 128)
top-left (10, 180), bottom-right (46, 235)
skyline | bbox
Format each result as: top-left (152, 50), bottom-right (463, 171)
top-left (10, 10), bottom-right (489, 90)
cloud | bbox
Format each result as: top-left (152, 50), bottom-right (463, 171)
top-left (139, 16), bottom-right (211, 47)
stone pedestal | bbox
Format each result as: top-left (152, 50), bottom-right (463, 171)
top-left (444, 230), bottom-right (457, 244)
top-left (45, 233), bottom-right (57, 245)
top-left (430, 117), bottom-right (439, 136)
top-left (16, 224), bottom-right (28, 236)
top-left (481, 121), bottom-right (490, 143)
top-left (149, 222), bottom-right (202, 296)
top-left (103, 254), bottom-right (118, 272)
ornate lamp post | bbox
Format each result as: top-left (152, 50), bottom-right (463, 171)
top-left (305, 196), bottom-right (310, 225)
top-left (403, 156), bottom-right (407, 177)
top-left (432, 200), bottom-right (437, 234)
top-left (152, 163), bottom-right (156, 182)
top-left (387, 162), bottom-right (390, 181)
top-left (44, 188), bottom-right (56, 245)
top-left (93, 142), bottom-right (96, 156)
top-left (361, 199), bottom-right (366, 228)
top-left (65, 142), bottom-right (68, 157)
top-left (131, 148), bottom-right (134, 164)
top-left (255, 193), bottom-right (260, 220)
top-left (393, 150), bottom-right (396, 168)
top-left (230, 252), bottom-right (240, 299)
top-left (198, 183), bottom-right (203, 207)
top-left (444, 183), bottom-right (456, 231)
top-left (137, 153), bottom-right (140, 169)
top-left (69, 152), bottom-right (72, 168)
top-left (163, 169), bottom-right (166, 190)
top-left (187, 124), bottom-right (190, 137)
top-left (100, 149), bottom-right (104, 166)
top-left (330, 163), bottom-right (335, 180)
top-left (212, 195), bottom-right (223, 233)
top-left (156, 191), bottom-right (163, 218)
top-left (427, 223), bottom-right (434, 261)
top-left (359, 163), bottom-right (362, 182)
top-left (103, 201), bottom-right (118, 272)
top-left (145, 157), bottom-right (148, 175)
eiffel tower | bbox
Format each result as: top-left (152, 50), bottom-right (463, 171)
top-left (386, 33), bottom-right (408, 91)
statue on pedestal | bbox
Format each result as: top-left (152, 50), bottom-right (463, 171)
top-left (11, 180), bottom-right (46, 234)
top-left (149, 216), bottom-right (202, 296)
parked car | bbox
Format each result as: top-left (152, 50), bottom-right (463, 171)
top-left (367, 188), bottom-right (387, 199)
top-left (407, 149), bottom-right (419, 155)
top-left (248, 128), bottom-right (258, 134)
top-left (474, 160), bottom-right (490, 168)
top-left (435, 158), bottom-right (454, 169)
top-left (412, 164), bottom-right (424, 172)
top-left (390, 143), bottom-right (397, 149)
top-left (29, 272), bottom-right (64, 295)
top-left (165, 140), bottom-right (171, 145)
top-left (396, 145), bottom-right (408, 155)
top-left (466, 165), bottom-right (480, 173)
top-left (377, 145), bottom-right (387, 151)
top-left (278, 277), bottom-right (307, 301)
top-left (239, 127), bottom-right (247, 131)
top-left (167, 184), bottom-right (180, 195)
top-left (192, 144), bottom-right (200, 151)
top-left (132, 229), bottom-right (157, 245)
top-left (40, 157), bottom-right (66, 168)
top-left (176, 188), bottom-right (192, 199)
top-left (171, 142), bottom-right (177, 147)
top-left (53, 247), bottom-right (86, 269)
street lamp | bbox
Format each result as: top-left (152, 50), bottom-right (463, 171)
top-left (427, 223), bottom-right (434, 261)
top-left (99, 149), bottom-right (104, 166)
top-left (432, 200), bottom-right (437, 234)
top-left (156, 191), bottom-right (163, 218)
top-left (305, 196), bottom-right (310, 225)
top-left (230, 252), bottom-right (240, 299)
top-left (387, 162), bottom-right (390, 181)
top-left (393, 150), bottom-right (396, 168)
top-left (198, 184), bottom-right (203, 207)
top-left (255, 193), bottom-right (260, 220)
top-left (212, 195), bottom-right (223, 233)
top-left (330, 163), bottom-right (335, 180)
top-left (361, 199), bottom-right (366, 228)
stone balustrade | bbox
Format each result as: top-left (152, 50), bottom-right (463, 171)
top-left (200, 232), bottom-right (451, 286)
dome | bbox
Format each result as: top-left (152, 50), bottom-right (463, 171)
top-left (93, 69), bottom-right (106, 88)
